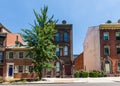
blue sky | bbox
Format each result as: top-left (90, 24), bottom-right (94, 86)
top-left (0, 0), bottom-right (120, 54)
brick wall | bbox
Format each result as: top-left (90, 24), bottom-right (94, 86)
top-left (100, 29), bottom-right (120, 74)
top-left (74, 53), bottom-right (84, 71)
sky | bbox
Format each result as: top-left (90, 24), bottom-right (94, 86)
top-left (1, 0), bottom-right (120, 54)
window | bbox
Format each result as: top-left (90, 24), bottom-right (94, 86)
top-left (0, 52), bottom-right (3, 63)
top-left (55, 33), bottom-right (60, 42)
top-left (29, 66), bottom-right (33, 73)
top-left (104, 32), bottom-right (109, 40)
top-left (56, 62), bottom-right (60, 72)
top-left (0, 38), bottom-right (4, 46)
top-left (64, 46), bottom-right (68, 56)
top-left (46, 68), bottom-right (52, 74)
top-left (116, 32), bottom-right (120, 40)
top-left (56, 48), bottom-right (60, 56)
top-left (19, 52), bottom-right (23, 58)
top-left (118, 61), bottom-right (120, 71)
top-left (29, 53), bottom-right (33, 58)
top-left (9, 52), bottom-right (13, 59)
top-left (18, 66), bottom-right (23, 73)
top-left (116, 46), bottom-right (120, 55)
top-left (63, 32), bottom-right (69, 42)
top-left (104, 45), bottom-right (110, 56)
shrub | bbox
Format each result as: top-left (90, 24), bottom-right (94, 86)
top-left (81, 71), bottom-right (89, 78)
top-left (74, 71), bottom-right (80, 78)
top-left (89, 70), bottom-right (99, 77)
top-left (98, 71), bottom-right (105, 77)
top-left (20, 78), bottom-right (26, 83)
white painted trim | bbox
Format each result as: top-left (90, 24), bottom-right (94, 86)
top-left (6, 63), bottom-right (14, 78)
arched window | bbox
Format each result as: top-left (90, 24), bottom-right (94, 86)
top-left (55, 33), bottom-right (60, 42)
top-left (64, 46), bottom-right (68, 56)
top-left (118, 61), bottom-right (120, 71)
top-left (63, 32), bottom-right (69, 42)
top-left (56, 62), bottom-right (60, 72)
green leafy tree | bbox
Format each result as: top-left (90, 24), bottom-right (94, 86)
top-left (22, 6), bottom-right (57, 80)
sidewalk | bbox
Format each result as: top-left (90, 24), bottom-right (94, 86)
top-left (26, 77), bottom-right (120, 83)
top-left (2, 77), bottom-right (120, 84)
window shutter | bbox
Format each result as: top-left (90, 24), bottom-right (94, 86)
top-left (23, 66), bottom-right (26, 73)
top-left (25, 66), bottom-right (29, 73)
top-left (14, 65), bottom-right (18, 73)
top-left (15, 51), bottom-right (18, 59)
top-left (6, 52), bottom-right (9, 59)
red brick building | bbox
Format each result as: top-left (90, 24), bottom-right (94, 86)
top-left (84, 22), bottom-right (120, 76)
top-left (74, 52), bottom-right (84, 71)
top-left (0, 22), bottom-right (73, 80)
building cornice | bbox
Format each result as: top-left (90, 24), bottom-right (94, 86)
top-left (99, 23), bottom-right (120, 30)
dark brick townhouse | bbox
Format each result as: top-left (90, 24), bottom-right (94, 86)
top-left (43, 21), bottom-right (73, 78)
top-left (0, 21), bottom-right (73, 80)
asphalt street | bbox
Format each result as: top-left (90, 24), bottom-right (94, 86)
top-left (1, 82), bottom-right (120, 86)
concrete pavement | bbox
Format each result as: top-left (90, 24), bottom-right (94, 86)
top-left (2, 77), bottom-right (120, 85)
top-left (25, 77), bottom-right (120, 83)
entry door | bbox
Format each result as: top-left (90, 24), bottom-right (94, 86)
top-left (105, 61), bottom-right (111, 73)
top-left (8, 65), bottom-right (13, 77)
top-left (65, 65), bottom-right (71, 75)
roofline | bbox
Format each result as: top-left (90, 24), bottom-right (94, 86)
top-left (6, 47), bottom-right (30, 50)
top-left (99, 23), bottom-right (120, 29)
top-left (0, 23), bottom-right (11, 33)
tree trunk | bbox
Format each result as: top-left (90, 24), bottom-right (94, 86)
top-left (38, 71), bottom-right (42, 80)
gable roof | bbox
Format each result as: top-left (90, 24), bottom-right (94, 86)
top-left (0, 23), bottom-right (11, 33)
top-left (5, 33), bottom-right (24, 47)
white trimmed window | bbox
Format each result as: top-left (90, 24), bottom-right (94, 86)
top-left (29, 66), bottom-right (33, 73)
top-left (18, 66), bottom-right (23, 73)
top-left (19, 52), bottom-right (24, 58)
top-left (9, 52), bottom-right (13, 59)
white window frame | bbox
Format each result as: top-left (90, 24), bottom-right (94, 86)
top-left (19, 52), bottom-right (24, 58)
top-left (8, 51), bottom-right (14, 59)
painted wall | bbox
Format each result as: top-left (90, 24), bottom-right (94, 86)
top-left (84, 26), bottom-right (101, 71)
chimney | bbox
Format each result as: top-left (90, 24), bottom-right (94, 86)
top-left (16, 35), bottom-right (18, 41)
